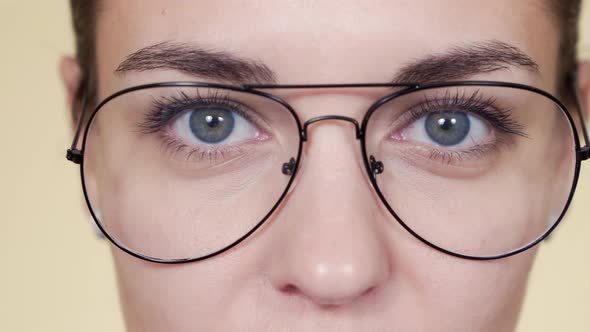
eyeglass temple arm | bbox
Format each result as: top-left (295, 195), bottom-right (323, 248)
top-left (571, 71), bottom-right (590, 160)
top-left (66, 91), bottom-right (88, 165)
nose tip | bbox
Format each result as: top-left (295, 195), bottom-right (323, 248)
top-left (267, 226), bottom-right (391, 308)
top-left (277, 261), bottom-right (380, 306)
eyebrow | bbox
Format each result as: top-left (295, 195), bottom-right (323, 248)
top-left (393, 40), bottom-right (540, 83)
top-left (115, 41), bottom-right (277, 84)
top-left (115, 39), bottom-right (540, 85)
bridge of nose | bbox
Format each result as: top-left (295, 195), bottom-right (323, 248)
top-left (302, 115), bottom-right (362, 141)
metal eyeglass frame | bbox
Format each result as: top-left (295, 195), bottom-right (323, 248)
top-left (66, 75), bottom-right (590, 264)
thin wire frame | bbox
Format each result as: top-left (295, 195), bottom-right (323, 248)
top-left (67, 79), bottom-right (590, 264)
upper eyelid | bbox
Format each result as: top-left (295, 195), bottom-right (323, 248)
top-left (139, 89), bottom-right (525, 138)
top-left (391, 93), bottom-right (527, 139)
top-left (383, 93), bottom-right (495, 129)
top-left (413, 95), bottom-right (498, 122)
top-left (141, 93), bottom-right (272, 135)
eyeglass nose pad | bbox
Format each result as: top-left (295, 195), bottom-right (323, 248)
top-left (283, 151), bottom-right (305, 198)
top-left (282, 150), bottom-right (381, 200)
top-left (361, 155), bottom-right (383, 192)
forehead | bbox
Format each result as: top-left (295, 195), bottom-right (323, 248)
top-left (96, 0), bottom-right (559, 90)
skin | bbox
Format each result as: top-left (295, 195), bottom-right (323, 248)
top-left (60, 1), bottom-right (590, 331)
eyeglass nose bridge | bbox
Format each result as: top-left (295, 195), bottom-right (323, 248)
top-left (301, 115), bottom-right (362, 142)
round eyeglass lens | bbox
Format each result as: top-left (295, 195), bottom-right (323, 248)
top-left (82, 86), bottom-right (300, 261)
top-left (364, 85), bottom-right (578, 258)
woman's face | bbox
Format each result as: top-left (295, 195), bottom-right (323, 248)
top-left (83, 0), bottom-right (568, 331)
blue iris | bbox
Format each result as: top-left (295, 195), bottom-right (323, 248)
top-left (425, 111), bottom-right (470, 146)
top-left (189, 108), bottom-right (236, 144)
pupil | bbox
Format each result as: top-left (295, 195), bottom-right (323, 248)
top-left (438, 118), bottom-right (457, 130)
top-left (205, 115), bottom-right (225, 127)
top-left (425, 111), bottom-right (470, 146)
top-left (189, 108), bottom-right (235, 144)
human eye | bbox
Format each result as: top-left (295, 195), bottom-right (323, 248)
top-left (139, 89), bottom-right (271, 164)
top-left (391, 90), bottom-right (528, 167)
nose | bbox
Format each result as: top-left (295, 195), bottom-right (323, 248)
top-left (266, 120), bottom-right (392, 307)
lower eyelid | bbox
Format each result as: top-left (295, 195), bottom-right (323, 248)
top-left (158, 132), bottom-right (273, 165)
top-left (384, 120), bottom-right (510, 172)
top-left (383, 142), bottom-right (505, 178)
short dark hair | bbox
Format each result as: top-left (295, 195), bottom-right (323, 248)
top-left (70, 0), bottom-right (98, 113)
top-left (68, 0), bottom-right (583, 118)
top-left (549, 0), bottom-right (583, 96)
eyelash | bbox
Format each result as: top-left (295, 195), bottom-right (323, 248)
top-left (139, 89), bottom-right (527, 165)
top-left (398, 90), bottom-right (528, 164)
top-left (140, 90), bottom-right (249, 133)
top-left (139, 90), bottom-right (262, 163)
top-left (406, 90), bottom-right (526, 136)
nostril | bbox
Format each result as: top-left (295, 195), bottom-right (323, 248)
top-left (280, 284), bottom-right (299, 295)
top-left (361, 286), bottom-right (376, 298)
top-left (274, 267), bottom-right (382, 307)
top-left (278, 282), bottom-right (373, 307)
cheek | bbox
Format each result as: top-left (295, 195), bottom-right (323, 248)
top-left (410, 249), bottom-right (536, 330)
top-left (377, 160), bottom-right (556, 257)
top-left (112, 252), bottom-right (232, 331)
top-left (110, 229), bottom-right (274, 332)
top-left (83, 107), bottom-right (289, 260)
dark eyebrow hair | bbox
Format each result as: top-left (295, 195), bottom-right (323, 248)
top-left (115, 41), bottom-right (277, 84)
top-left (393, 40), bottom-right (540, 83)
top-left (115, 39), bottom-right (539, 85)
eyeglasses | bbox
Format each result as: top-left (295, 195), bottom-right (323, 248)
top-left (66, 79), bottom-right (590, 264)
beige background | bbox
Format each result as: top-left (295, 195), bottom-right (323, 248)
top-left (0, 1), bottom-right (588, 331)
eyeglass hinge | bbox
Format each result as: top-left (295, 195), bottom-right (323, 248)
top-left (66, 149), bottom-right (83, 164)
top-left (578, 147), bottom-right (590, 161)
